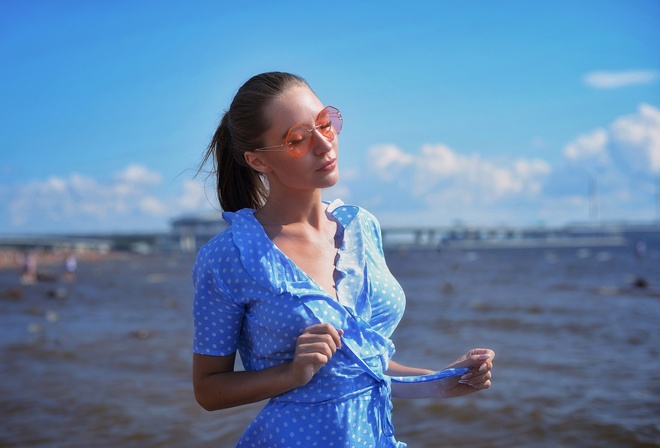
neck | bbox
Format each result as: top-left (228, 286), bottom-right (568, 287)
top-left (256, 189), bottom-right (327, 228)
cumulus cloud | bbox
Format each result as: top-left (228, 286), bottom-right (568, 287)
top-left (549, 103), bottom-right (660, 223)
top-left (563, 103), bottom-right (660, 174)
top-left (139, 197), bottom-right (168, 215)
top-left (114, 163), bottom-right (163, 185)
top-left (4, 103), bottom-right (658, 233)
top-left (583, 70), bottom-right (659, 89)
top-left (357, 104), bottom-right (659, 226)
top-left (5, 164), bottom-right (170, 231)
top-left (563, 129), bottom-right (610, 165)
top-left (177, 179), bottom-right (211, 210)
top-left (367, 143), bottom-right (551, 205)
top-left (610, 103), bottom-right (660, 173)
top-left (369, 144), bottom-right (415, 181)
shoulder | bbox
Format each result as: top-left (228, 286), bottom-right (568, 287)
top-left (195, 225), bottom-right (237, 265)
top-left (328, 200), bottom-right (383, 253)
top-left (328, 199), bottom-right (381, 230)
top-left (192, 217), bottom-right (247, 290)
top-left (195, 207), bottom-right (258, 260)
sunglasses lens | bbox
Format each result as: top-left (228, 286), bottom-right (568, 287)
top-left (284, 107), bottom-right (343, 157)
top-left (285, 125), bottom-right (308, 157)
top-left (325, 107), bottom-right (343, 136)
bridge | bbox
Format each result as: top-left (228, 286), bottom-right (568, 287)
top-left (0, 235), bottom-right (113, 253)
top-left (380, 222), bottom-right (658, 249)
top-left (0, 221), bottom-right (657, 254)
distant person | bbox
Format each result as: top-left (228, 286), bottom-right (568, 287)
top-left (192, 72), bottom-right (495, 447)
top-left (635, 240), bottom-right (647, 261)
top-left (63, 254), bottom-right (77, 282)
top-left (20, 251), bottom-right (37, 284)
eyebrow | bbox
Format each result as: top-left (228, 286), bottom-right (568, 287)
top-left (279, 108), bottom-right (324, 139)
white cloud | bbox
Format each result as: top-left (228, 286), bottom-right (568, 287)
top-left (369, 144), bottom-right (414, 181)
top-left (177, 179), bottom-right (211, 210)
top-left (5, 165), bottom-right (172, 231)
top-left (420, 144), bottom-right (463, 176)
top-left (114, 164), bottom-right (162, 185)
top-left (140, 196), bottom-right (168, 215)
top-left (563, 129), bottom-right (610, 164)
top-left (563, 103), bottom-right (660, 174)
top-left (46, 176), bottom-right (68, 192)
top-left (3, 104), bottom-right (658, 233)
top-left (355, 104), bottom-right (659, 226)
top-left (610, 103), bottom-right (660, 173)
top-left (367, 143), bottom-right (552, 205)
top-left (583, 70), bottom-right (659, 89)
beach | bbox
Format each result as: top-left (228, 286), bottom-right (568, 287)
top-left (1, 239), bottom-right (659, 447)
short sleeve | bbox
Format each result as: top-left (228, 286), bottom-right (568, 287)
top-left (361, 208), bottom-right (386, 257)
top-left (192, 245), bottom-right (244, 356)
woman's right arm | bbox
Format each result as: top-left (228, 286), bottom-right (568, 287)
top-left (192, 352), bottom-right (297, 411)
top-left (192, 323), bottom-right (343, 411)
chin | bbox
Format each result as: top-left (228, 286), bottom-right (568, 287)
top-left (322, 170), bottom-right (340, 188)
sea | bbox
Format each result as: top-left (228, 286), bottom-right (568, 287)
top-left (0, 235), bottom-right (658, 447)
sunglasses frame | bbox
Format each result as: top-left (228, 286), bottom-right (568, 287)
top-left (252, 106), bottom-right (342, 158)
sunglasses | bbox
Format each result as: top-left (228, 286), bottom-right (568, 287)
top-left (252, 106), bottom-right (343, 158)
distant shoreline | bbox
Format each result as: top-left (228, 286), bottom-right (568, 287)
top-left (0, 248), bottom-right (126, 271)
top-left (1, 221), bottom-right (657, 260)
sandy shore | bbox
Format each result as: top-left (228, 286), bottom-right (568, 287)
top-left (0, 247), bottom-right (124, 272)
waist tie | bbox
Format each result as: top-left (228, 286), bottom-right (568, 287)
top-left (297, 299), bottom-right (468, 440)
top-left (381, 368), bottom-right (469, 438)
top-left (376, 377), bottom-right (395, 437)
top-left (388, 367), bottom-right (469, 384)
top-left (339, 335), bottom-right (469, 439)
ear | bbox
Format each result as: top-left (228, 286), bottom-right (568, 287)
top-left (244, 151), bottom-right (273, 173)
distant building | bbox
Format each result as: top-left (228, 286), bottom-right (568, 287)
top-left (168, 215), bottom-right (226, 252)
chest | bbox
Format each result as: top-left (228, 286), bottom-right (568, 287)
top-left (272, 237), bottom-right (339, 299)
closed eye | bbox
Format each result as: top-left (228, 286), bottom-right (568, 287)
top-left (287, 135), bottom-right (308, 146)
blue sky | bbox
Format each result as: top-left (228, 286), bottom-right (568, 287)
top-left (1, 0), bottom-right (659, 234)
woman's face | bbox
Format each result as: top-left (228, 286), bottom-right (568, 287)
top-left (248, 85), bottom-right (339, 192)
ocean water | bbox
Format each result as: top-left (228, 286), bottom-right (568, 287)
top-left (0, 238), bottom-right (658, 447)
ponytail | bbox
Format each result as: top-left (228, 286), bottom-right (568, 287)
top-left (198, 72), bottom-right (309, 212)
top-left (201, 113), bottom-right (267, 212)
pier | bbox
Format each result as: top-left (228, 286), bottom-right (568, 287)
top-left (0, 235), bottom-right (113, 253)
top-left (381, 222), bottom-right (659, 249)
top-left (1, 222), bottom-right (658, 254)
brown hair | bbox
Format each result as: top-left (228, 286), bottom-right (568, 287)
top-left (199, 72), bottom-right (310, 212)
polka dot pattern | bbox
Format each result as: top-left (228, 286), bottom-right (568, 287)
top-left (192, 200), bottom-right (407, 447)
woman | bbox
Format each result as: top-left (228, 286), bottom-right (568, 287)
top-left (192, 72), bottom-right (495, 447)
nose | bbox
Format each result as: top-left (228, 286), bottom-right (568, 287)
top-left (311, 128), bottom-right (334, 155)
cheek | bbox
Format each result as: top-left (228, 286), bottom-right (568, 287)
top-left (267, 158), bottom-right (308, 180)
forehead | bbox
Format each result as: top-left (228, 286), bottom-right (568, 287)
top-left (264, 85), bottom-right (324, 130)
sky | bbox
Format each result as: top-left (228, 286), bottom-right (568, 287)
top-left (1, 0), bottom-right (659, 235)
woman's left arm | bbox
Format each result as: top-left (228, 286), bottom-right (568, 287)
top-left (387, 348), bottom-right (495, 399)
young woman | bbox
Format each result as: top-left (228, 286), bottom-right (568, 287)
top-left (192, 72), bottom-right (495, 447)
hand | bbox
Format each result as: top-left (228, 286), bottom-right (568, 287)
top-left (437, 348), bottom-right (495, 398)
top-left (288, 323), bottom-right (343, 387)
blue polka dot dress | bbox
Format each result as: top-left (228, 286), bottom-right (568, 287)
top-left (193, 200), bottom-right (408, 447)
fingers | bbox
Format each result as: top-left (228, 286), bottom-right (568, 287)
top-left (302, 323), bottom-right (343, 349)
top-left (457, 368), bottom-right (492, 389)
top-left (457, 348), bottom-right (495, 390)
top-left (469, 348), bottom-right (495, 363)
top-left (469, 349), bottom-right (495, 372)
top-left (291, 324), bottom-right (343, 385)
top-left (297, 326), bottom-right (342, 358)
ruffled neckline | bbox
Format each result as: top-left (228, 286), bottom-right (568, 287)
top-left (221, 200), bottom-right (365, 312)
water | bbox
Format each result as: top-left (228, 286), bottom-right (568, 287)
top-left (0, 240), bottom-right (658, 447)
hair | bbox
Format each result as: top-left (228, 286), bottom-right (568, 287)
top-left (199, 72), bottom-right (310, 212)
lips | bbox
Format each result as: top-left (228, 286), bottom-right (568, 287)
top-left (317, 158), bottom-right (337, 172)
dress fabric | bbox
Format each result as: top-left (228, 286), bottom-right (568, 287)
top-left (192, 199), bottom-right (408, 447)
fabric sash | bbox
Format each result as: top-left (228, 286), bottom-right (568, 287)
top-left (297, 297), bottom-right (468, 438)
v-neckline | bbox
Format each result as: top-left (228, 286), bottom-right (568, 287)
top-left (250, 210), bottom-right (345, 302)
